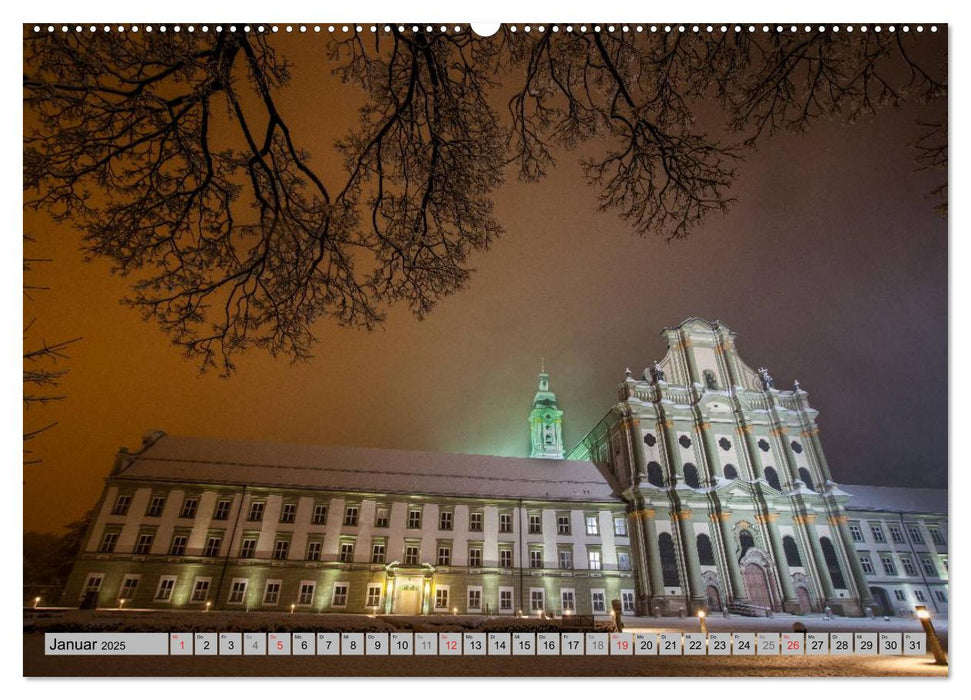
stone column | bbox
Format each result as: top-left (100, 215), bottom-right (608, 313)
top-left (635, 507), bottom-right (666, 613)
top-left (680, 333), bottom-right (699, 385)
top-left (695, 415), bottom-right (721, 484)
top-left (674, 508), bottom-right (706, 613)
top-left (773, 423), bottom-right (801, 485)
top-left (830, 514), bottom-right (875, 609)
top-left (712, 511), bottom-right (747, 601)
top-left (805, 427), bottom-right (835, 483)
top-left (738, 423), bottom-right (766, 480)
top-left (759, 513), bottom-right (800, 612)
top-left (657, 411), bottom-right (680, 485)
top-left (797, 514), bottom-right (838, 603)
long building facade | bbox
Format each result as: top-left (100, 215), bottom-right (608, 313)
top-left (61, 318), bottom-right (947, 618)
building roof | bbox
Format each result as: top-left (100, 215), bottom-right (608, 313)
top-left (842, 483), bottom-right (947, 515)
top-left (113, 433), bottom-right (616, 503)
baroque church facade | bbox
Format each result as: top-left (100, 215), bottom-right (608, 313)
top-left (60, 318), bottom-right (947, 618)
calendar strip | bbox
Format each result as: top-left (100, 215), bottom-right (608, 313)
top-left (44, 632), bottom-right (927, 656)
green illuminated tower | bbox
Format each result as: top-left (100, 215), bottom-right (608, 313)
top-left (528, 362), bottom-right (565, 459)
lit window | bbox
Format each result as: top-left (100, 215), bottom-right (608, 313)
top-left (435, 587), bottom-right (449, 610)
top-left (203, 536), bottom-right (222, 558)
top-left (408, 508), bottom-right (423, 529)
top-left (467, 587), bottom-right (482, 612)
top-left (298, 582), bottom-right (315, 605)
top-left (561, 589), bottom-right (575, 612)
top-left (312, 504), bottom-right (328, 525)
top-left (146, 496), bottom-right (166, 518)
top-left (273, 540), bottom-right (290, 560)
top-left (179, 497), bottom-right (199, 519)
top-left (530, 589), bottom-right (544, 611)
top-left (280, 503), bottom-right (297, 523)
top-left (591, 590), bottom-right (606, 613)
top-left (618, 551), bottom-right (632, 570)
top-left (111, 494), bottom-right (132, 516)
top-left (614, 517), bottom-right (628, 537)
top-left (374, 507), bottom-right (390, 528)
top-left (439, 510), bottom-right (453, 531)
top-left (559, 549), bottom-right (573, 570)
top-left (499, 588), bottom-right (513, 612)
top-left (332, 583), bottom-right (348, 607)
top-left (118, 576), bottom-right (139, 600)
top-left (228, 579), bottom-right (247, 604)
top-left (306, 540), bottom-right (322, 561)
top-left (263, 580), bottom-right (281, 605)
top-left (191, 578), bottom-right (211, 602)
top-left (371, 542), bottom-right (386, 564)
top-left (529, 549), bottom-right (543, 568)
top-left (585, 515), bottom-right (599, 536)
top-left (366, 584), bottom-right (382, 608)
top-left (213, 499), bottom-right (231, 520)
top-left (404, 544), bottom-right (420, 565)
top-left (588, 550), bottom-right (602, 570)
top-left (344, 506), bottom-right (359, 527)
top-left (622, 590), bottom-right (636, 613)
top-left (248, 502), bottom-right (265, 521)
top-left (339, 541), bottom-right (355, 563)
top-left (154, 576), bottom-right (176, 601)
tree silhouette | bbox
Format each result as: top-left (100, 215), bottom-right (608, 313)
top-left (24, 27), bottom-right (946, 374)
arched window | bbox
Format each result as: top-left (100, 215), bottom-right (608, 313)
top-left (683, 463), bottom-right (700, 489)
top-left (798, 467), bottom-right (815, 491)
top-left (820, 537), bottom-right (847, 589)
top-left (739, 529), bottom-right (755, 558)
top-left (783, 536), bottom-right (802, 567)
top-left (697, 534), bottom-right (716, 566)
top-left (763, 466), bottom-right (782, 491)
top-left (646, 461), bottom-right (664, 488)
top-left (658, 533), bottom-right (680, 587)
top-left (703, 370), bottom-right (718, 390)
top-left (723, 464), bottom-right (739, 480)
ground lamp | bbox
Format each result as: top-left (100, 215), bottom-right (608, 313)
top-left (915, 605), bottom-right (947, 665)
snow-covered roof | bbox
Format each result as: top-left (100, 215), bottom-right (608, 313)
top-left (113, 434), bottom-right (617, 503)
top-left (842, 484), bottom-right (947, 515)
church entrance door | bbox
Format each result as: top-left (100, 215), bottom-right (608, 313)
top-left (393, 578), bottom-right (422, 615)
top-left (870, 587), bottom-right (894, 617)
top-left (796, 585), bottom-right (814, 614)
top-left (705, 585), bottom-right (722, 612)
top-left (743, 563), bottom-right (773, 609)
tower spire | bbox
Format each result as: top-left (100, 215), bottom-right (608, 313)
top-left (528, 363), bottom-right (564, 460)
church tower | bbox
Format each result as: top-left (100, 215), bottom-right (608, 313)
top-left (528, 363), bottom-right (565, 459)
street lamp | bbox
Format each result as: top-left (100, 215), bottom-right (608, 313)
top-left (205, 601), bottom-right (211, 613)
top-left (33, 596), bottom-right (41, 609)
top-left (697, 610), bottom-right (708, 635)
top-left (118, 598), bottom-right (125, 610)
top-left (915, 605), bottom-right (947, 665)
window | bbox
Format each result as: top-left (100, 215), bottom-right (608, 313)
top-left (179, 497), bottom-right (199, 519)
top-left (907, 525), bottom-right (924, 544)
top-left (191, 578), bottom-right (211, 602)
top-left (783, 536), bottom-right (802, 567)
top-left (798, 467), bottom-right (815, 491)
top-left (914, 589), bottom-right (926, 602)
top-left (591, 589), bottom-right (606, 613)
top-left (820, 537), bottom-right (847, 589)
top-left (118, 576), bottom-right (139, 600)
top-left (529, 548), bottom-right (543, 568)
top-left (134, 532), bottom-right (154, 555)
top-left (683, 463), bottom-right (700, 489)
top-left (332, 583), bottom-right (348, 607)
top-left (618, 550), bottom-right (632, 571)
top-left (499, 587), bottom-right (513, 612)
top-left (920, 557), bottom-right (937, 577)
top-left (647, 462), bottom-right (665, 487)
top-left (585, 515), bottom-right (599, 536)
top-left (298, 582), bottom-right (315, 605)
top-left (763, 466), bottom-right (782, 491)
top-left (659, 533), bottom-right (680, 587)
top-left (437, 544), bottom-right (452, 566)
top-left (469, 512), bottom-right (483, 532)
top-left (894, 589), bottom-right (907, 602)
top-left (697, 534), bottom-right (715, 566)
top-left (374, 507), bottom-right (390, 528)
top-left (439, 510), bottom-right (453, 531)
top-left (146, 496), bottom-right (166, 517)
top-left (499, 512), bottom-right (513, 533)
top-left (228, 579), bottom-right (247, 604)
top-left (83, 574), bottom-right (104, 596)
top-left (366, 584), bottom-right (382, 608)
top-left (499, 547), bottom-right (512, 568)
top-left (870, 524), bottom-right (886, 543)
top-left (111, 493), bottom-right (132, 516)
top-left (306, 540), bottom-right (322, 561)
top-left (614, 516), bottom-right (628, 537)
top-left (557, 514), bottom-right (571, 535)
top-left (901, 555), bottom-right (917, 576)
top-left (248, 501), bottom-right (265, 521)
top-left (203, 535), bottom-right (222, 558)
top-left (934, 590), bottom-right (947, 603)
top-left (280, 503), bottom-right (297, 523)
top-left (723, 464), bottom-right (739, 480)
top-left (889, 524), bottom-right (905, 544)
top-left (371, 541), bottom-right (386, 564)
top-left (312, 504), bottom-right (328, 525)
top-left (263, 580), bottom-right (281, 605)
top-left (344, 505), bottom-right (359, 527)
top-left (588, 550), bottom-right (602, 570)
top-left (561, 589), bottom-right (576, 613)
top-left (467, 586), bottom-right (482, 612)
top-left (929, 528), bottom-right (945, 546)
top-left (859, 554), bottom-right (874, 575)
top-left (880, 554), bottom-right (897, 576)
top-left (739, 530), bottom-right (755, 557)
top-left (339, 541), bottom-right (355, 563)
top-left (558, 548), bottom-right (573, 570)
top-left (99, 532), bottom-right (119, 553)
top-left (435, 586), bottom-right (449, 610)
top-left (273, 539), bottom-right (290, 560)
top-left (468, 546), bottom-right (482, 568)
top-left (154, 576), bottom-right (176, 601)
top-left (404, 544), bottom-right (420, 565)
top-left (530, 589), bottom-right (545, 612)
top-left (408, 508), bottom-right (423, 529)
top-left (239, 538), bottom-right (257, 559)
top-left (848, 523), bottom-right (864, 543)
top-left (213, 499), bottom-right (231, 520)
top-left (528, 513), bottom-right (542, 534)
top-left (622, 590), bottom-right (636, 613)
top-left (163, 534), bottom-right (184, 556)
